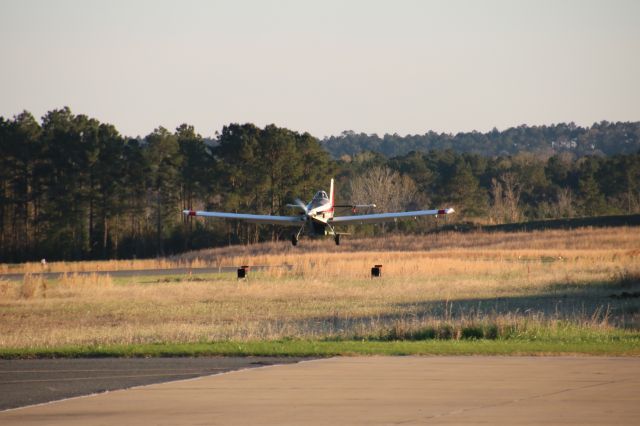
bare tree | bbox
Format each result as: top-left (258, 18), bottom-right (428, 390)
top-left (556, 187), bottom-right (574, 218)
top-left (350, 166), bottom-right (418, 231)
top-left (501, 172), bottom-right (522, 223)
top-left (490, 177), bottom-right (505, 224)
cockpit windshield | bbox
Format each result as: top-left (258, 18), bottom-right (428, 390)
top-left (309, 191), bottom-right (330, 208)
top-left (313, 191), bottom-right (329, 201)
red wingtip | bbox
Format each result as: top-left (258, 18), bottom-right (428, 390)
top-left (188, 210), bottom-right (196, 217)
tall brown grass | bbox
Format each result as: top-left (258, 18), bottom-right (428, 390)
top-left (0, 227), bottom-right (638, 348)
top-left (18, 274), bottom-right (44, 299)
top-left (2, 226), bottom-right (638, 275)
top-left (178, 226), bottom-right (640, 260)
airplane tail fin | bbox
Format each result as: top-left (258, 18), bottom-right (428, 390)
top-left (329, 178), bottom-right (335, 208)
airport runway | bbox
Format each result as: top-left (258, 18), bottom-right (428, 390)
top-left (1, 356), bottom-right (639, 425)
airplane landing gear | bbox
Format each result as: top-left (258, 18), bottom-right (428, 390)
top-left (324, 222), bottom-right (340, 246)
top-left (291, 225), bottom-right (305, 246)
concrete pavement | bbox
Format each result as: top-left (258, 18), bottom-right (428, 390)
top-left (1, 356), bottom-right (639, 425)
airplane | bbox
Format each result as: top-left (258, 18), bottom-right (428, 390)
top-left (183, 179), bottom-right (454, 246)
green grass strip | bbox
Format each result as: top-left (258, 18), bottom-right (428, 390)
top-left (2, 338), bottom-right (640, 359)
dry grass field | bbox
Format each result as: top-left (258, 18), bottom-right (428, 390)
top-left (0, 227), bottom-right (639, 350)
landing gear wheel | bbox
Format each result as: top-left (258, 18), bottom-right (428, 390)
top-left (291, 234), bottom-right (298, 246)
top-left (334, 234), bottom-right (340, 246)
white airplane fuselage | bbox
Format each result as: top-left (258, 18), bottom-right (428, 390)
top-left (301, 179), bottom-right (335, 237)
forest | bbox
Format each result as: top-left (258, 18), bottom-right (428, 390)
top-left (1, 107), bottom-right (639, 262)
top-left (322, 122), bottom-right (640, 158)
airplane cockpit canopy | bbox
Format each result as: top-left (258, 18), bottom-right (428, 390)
top-left (313, 191), bottom-right (329, 201)
top-left (310, 191), bottom-right (330, 207)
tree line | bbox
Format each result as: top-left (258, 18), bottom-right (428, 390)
top-left (0, 108), bottom-right (331, 261)
top-left (322, 122), bottom-right (640, 159)
top-left (1, 107), bottom-right (639, 262)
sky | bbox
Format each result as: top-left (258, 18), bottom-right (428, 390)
top-left (1, 0), bottom-right (639, 138)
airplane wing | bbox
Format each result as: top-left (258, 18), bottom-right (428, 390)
top-left (330, 208), bottom-right (454, 225)
top-left (183, 210), bottom-right (304, 227)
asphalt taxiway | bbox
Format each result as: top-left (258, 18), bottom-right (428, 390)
top-left (0, 357), bottom-right (305, 411)
top-left (1, 356), bottom-right (638, 425)
top-left (0, 266), bottom-right (281, 281)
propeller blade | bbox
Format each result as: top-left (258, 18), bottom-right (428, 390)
top-left (294, 198), bottom-right (308, 213)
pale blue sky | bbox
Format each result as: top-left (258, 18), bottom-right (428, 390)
top-left (1, 0), bottom-right (638, 137)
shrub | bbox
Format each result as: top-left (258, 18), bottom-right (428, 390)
top-left (461, 326), bottom-right (484, 340)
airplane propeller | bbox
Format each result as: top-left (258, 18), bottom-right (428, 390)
top-left (293, 198), bottom-right (308, 214)
top-left (286, 199), bottom-right (309, 246)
